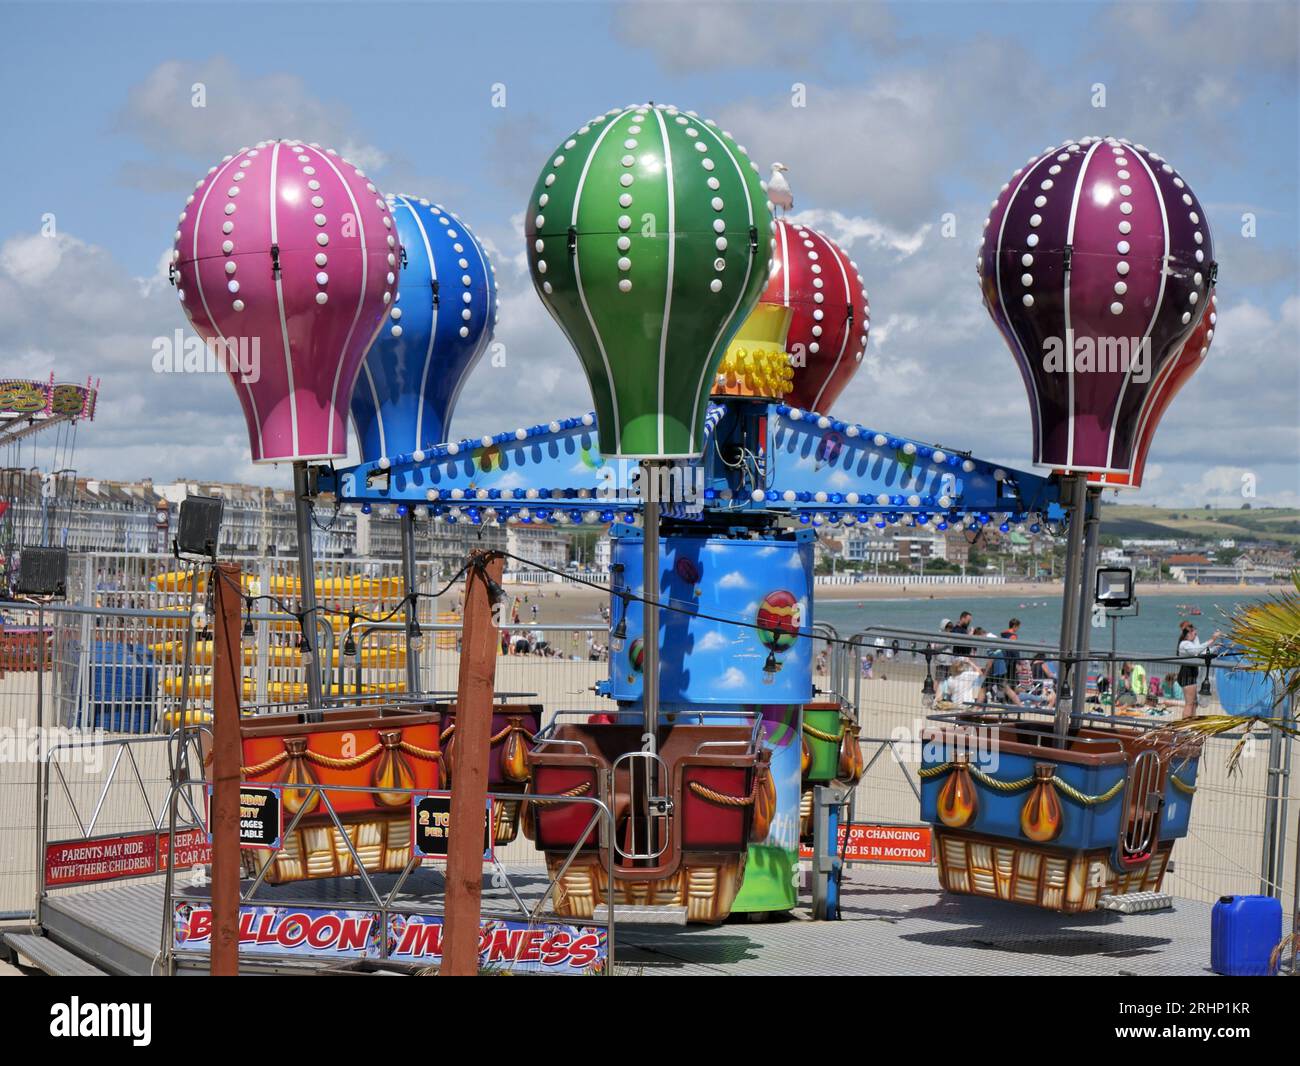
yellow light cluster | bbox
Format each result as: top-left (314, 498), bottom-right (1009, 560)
top-left (713, 346), bottom-right (795, 398)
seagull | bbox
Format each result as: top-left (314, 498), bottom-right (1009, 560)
top-left (767, 163), bottom-right (793, 215)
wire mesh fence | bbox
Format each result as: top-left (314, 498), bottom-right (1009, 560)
top-left (828, 625), bottom-right (1298, 908)
top-left (1, 555), bottom-right (1295, 923)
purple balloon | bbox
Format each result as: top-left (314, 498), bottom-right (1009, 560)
top-left (978, 137), bottom-right (1214, 476)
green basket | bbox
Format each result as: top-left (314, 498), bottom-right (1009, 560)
top-left (802, 706), bottom-right (844, 784)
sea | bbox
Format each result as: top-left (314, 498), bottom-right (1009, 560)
top-left (815, 588), bottom-right (1270, 657)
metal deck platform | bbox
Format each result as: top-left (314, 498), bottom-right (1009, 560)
top-left (37, 864), bottom-right (1216, 976)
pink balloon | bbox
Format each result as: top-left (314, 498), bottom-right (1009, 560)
top-left (172, 140), bottom-right (399, 463)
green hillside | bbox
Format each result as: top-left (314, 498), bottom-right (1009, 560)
top-left (1100, 504), bottom-right (1300, 547)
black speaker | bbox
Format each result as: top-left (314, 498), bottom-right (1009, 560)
top-left (16, 547), bottom-right (68, 598)
top-left (176, 495), bottom-right (224, 557)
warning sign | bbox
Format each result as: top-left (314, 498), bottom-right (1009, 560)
top-left (799, 823), bottom-right (933, 864)
top-left (45, 826), bottom-right (214, 887)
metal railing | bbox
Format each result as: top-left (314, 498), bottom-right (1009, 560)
top-left (167, 776), bottom-right (616, 975)
top-left (834, 622), bottom-right (1299, 912)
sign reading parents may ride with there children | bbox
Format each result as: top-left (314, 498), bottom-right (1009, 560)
top-left (412, 791), bottom-right (493, 861)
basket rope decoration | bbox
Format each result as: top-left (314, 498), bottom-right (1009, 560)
top-left (920, 760), bottom-right (1127, 805)
top-left (687, 762), bottom-right (777, 842)
top-left (241, 730), bottom-right (442, 815)
top-left (442, 716), bottom-right (536, 787)
top-left (923, 757), bottom-right (1127, 837)
top-left (519, 780), bottom-right (592, 841)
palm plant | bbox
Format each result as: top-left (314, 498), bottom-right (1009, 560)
top-left (1157, 572), bottom-right (1300, 772)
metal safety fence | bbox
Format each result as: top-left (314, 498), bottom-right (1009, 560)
top-left (819, 624), bottom-right (1298, 913)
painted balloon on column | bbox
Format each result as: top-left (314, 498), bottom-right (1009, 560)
top-left (978, 136), bottom-right (1215, 477)
top-left (172, 140), bottom-right (399, 463)
top-left (525, 104), bottom-right (773, 459)
top-left (350, 196), bottom-right (497, 464)
top-left (1078, 288), bottom-right (1217, 489)
top-left (763, 218), bottom-right (870, 412)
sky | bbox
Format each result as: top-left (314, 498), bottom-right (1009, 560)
top-left (0, 0), bottom-right (1296, 508)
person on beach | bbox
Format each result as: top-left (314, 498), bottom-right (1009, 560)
top-left (1177, 622), bottom-right (1222, 719)
top-left (935, 621), bottom-right (954, 684)
top-left (982, 624), bottom-right (1023, 706)
top-left (861, 654), bottom-right (874, 680)
top-left (945, 657), bottom-right (985, 705)
top-left (950, 612), bottom-right (973, 657)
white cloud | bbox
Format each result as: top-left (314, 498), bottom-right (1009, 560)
top-left (717, 667), bottom-right (748, 689)
top-left (115, 58), bottom-right (389, 180)
top-left (695, 631), bottom-right (730, 652)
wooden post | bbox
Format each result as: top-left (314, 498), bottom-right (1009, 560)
top-left (441, 550), bottom-right (504, 976)
top-left (209, 562), bottom-right (243, 976)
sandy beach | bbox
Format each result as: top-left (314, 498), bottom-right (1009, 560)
top-left (493, 578), bottom-right (1291, 626)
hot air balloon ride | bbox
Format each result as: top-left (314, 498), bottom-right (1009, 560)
top-left (520, 104), bottom-right (787, 922)
top-left (346, 194), bottom-right (497, 693)
top-left (917, 137), bottom-right (1213, 912)
top-left (172, 138), bottom-right (400, 709)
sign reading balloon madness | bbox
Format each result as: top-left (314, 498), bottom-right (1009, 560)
top-left (172, 902), bottom-right (607, 974)
top-left (978, 136), bottom-right (1215, 477)
top-left (525, 103), bottom-right (774, 460)
top-left (172, 140), bottom-right (400, 463)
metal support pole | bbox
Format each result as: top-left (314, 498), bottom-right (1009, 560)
top-left (1260, 720), bottom-right (1285, 897)
top-left (292, 462), bottom-right (323, 716)
top-left (442, 550), bottom-right (504, 976)
top-left (33, 601), bottom-right (44, 903)
top-left (209, 562), bottom-right (243, 976)
top-left (640, 461), bottom-right (661, 739)
top-left (1067, 487), bottom-right (1102, 726)
top-left (401, 510), bottom-right (420, 695)
top-left (1053, 475), bottom-right (1086, 736)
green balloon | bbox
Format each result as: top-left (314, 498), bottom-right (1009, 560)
top-left (526, 104), bottom-right (774, 459)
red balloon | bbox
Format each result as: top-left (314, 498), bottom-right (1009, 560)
top-left (762, 220), bottom-right (869, 413)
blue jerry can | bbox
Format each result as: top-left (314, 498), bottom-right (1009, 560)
top-left (1211, 895), bottom-right (1282, 976)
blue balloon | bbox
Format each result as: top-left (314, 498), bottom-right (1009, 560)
top-left (350, 196), bottom-right (497, 463)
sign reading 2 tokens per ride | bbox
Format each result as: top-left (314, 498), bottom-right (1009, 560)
top-left (413, 791), bottom-right (493, 861)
